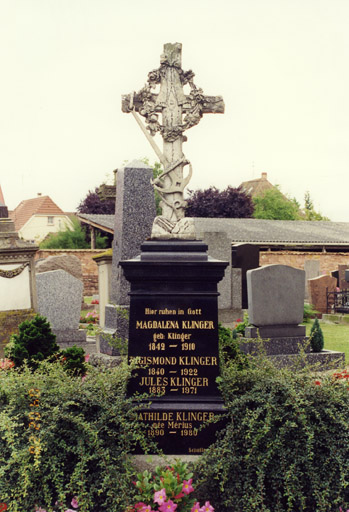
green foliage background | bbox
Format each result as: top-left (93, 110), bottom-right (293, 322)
top-left (0, 361), bottom-right (156, 512)
top-left (40, 217), bottom-right (107, 249)
top-left (193, 359), bottom-right (349, 512)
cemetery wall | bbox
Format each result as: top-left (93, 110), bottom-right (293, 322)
top-left (260, 250), bottom-right (349, 276)
top-left (35, 249), bottom-right (104, 296)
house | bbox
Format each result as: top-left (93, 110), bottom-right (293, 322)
top-left (9, 194), bottom-right (73, 243)
top-left (239, 172), bottom-right (281, 198)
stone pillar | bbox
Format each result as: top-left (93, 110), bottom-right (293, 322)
top-left (93, 250), bottom-right (112, 328)
top-left (100, 160), bottom-right (156, 355)
top-left (0, 210), bottom-right (39, 356)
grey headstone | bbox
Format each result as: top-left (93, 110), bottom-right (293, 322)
top-left (101, 160), bottom-right (156, 355)
top-left (111, 160), bottom-right (156, 304)
top-left (36, 269), bottom-right (86, 343)
top-left (36, 254), bottom-right (83, 281)
top-left (247, 264), bottom-right (305, 326)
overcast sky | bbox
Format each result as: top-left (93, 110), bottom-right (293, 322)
top-left (1, 0), bottom-right (348, 221)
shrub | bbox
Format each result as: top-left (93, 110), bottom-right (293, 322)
top-left (60, 345), bottom-right (87, 376)
top-left (310, 317), bottom-right (324, 352)
top-left (218, 324), bottom-right (249, 370)
top-left (303, 303), bottom-right (319, 323)
top-left (185, 186), bottom-right (254, 218)
top-left (5, 315), bottom-right (60, 369)
top-left (0, 360), bottom-right (157, 511)
top-left (193, 361), bottom-right (349, 512)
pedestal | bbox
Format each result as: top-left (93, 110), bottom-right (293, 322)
top-left (120, 240), bottom-right (228, 454)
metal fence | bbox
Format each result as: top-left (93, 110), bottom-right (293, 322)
top-left (326, 289), bottom-right (349, 314)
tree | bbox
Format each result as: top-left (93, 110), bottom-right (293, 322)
top-left (252, 187), bottom-right (301, 220)
top-left (310, 317), bottom-right (324, 352)
top-left (5, 314), bottom-right (59, 369)
top-left (303, 191), bottom-right (329, 221)
top-left (40, 217), bottom-right (107, 249)
top-left (185, 186), bottom-right (254, 218)
top-left (77, 187), bottom-right (115, 215)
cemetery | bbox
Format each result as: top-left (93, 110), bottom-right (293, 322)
top-left (1, 42), bottom-right (349, 512)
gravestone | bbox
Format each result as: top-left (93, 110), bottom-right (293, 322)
top-left (99, 160), bottom-right (156, 355)
top-left (244, 265), bottom-right (344, 368)
top-left (36, 269), bottom-right (86, 344)
top-left (304, 259), bottom-right (320, 300)
top-left (246, 264), bottom-right (306, 339)
top-left (121, 43), bottom-right (227, 454)
top-left (36, 253), bottom-right (83, 281)
top-left (0, 196), bottom-right (38, 356)
top-left (232, 243), bottom-right (259, 309)
top-left (308, 274), bottom-right (337, 314)
top-left (121, 240), bottom-right (227, 454)
top-left (331, 270), bottom-right (339, 287)
top-left (338, 264), bottom-right (349, 290)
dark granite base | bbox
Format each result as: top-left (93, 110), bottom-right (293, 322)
top-left (240, 336), bottom-right (311, 356)
top-left (269, 350), bottom-right (345, 370)
top-left (245, 325), bottom-right (306, 338)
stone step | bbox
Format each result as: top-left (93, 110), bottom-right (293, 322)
top-left (58, 336), bottom-right (97, 354)
top-left (269, 349), bottom-right (345, 371)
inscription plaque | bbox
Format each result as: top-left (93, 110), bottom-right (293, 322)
top-left (120, 240), bottom-right (228, 454)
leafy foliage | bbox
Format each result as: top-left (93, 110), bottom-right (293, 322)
top-left (60, 345), bottom-right (87, 376)
top-left (253, 187), bottom-right (301, 220)
top-left (5, 315), bottom-right (59, 369)
top-left (193, 360), bottom-right (349, 512)
top-left (185, 186), bottom-right (254, 218)
top-left (218, 323), bottom-right (249, 370)
top-left (310, 317), bottom-right (325, 352)
top-left (0, 360), bottom-right (157, 511)
top-left (303, 191), bottom-right (329, 221)
top-left (40, 217), bottom-right (107, 249)
top-left (77, 187), bottom-right (115, 215)
top-left (303, 303), bottom-right (319, 323)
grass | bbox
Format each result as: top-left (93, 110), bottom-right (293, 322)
top-left (305, 320), bottom-right (349, 362)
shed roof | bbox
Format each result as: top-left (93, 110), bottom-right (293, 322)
top-left (77, 214), bottom-right (114, 234)
top-left (194, 218), bottom-right (349, 247)
top-left (75, 214), bottom-right (349, 249)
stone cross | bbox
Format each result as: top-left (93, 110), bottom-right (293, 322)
top-left (122, 42), bottom-right (224, 235)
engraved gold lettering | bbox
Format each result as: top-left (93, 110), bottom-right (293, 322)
top-left (136, 320), bottom-right (179, 329)
top-left (181, 320), bottom-right (214, 329)
top-left (170, 377), bottom-right (209, 387)
top-left (179, 356), bottom-right (218, 366)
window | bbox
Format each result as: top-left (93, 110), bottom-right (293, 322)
top-left (47, 216), bottom-right (54, 225)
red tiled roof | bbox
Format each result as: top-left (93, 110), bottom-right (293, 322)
top-left (240, 172), bottom-right (276, 198)
top-left (0, 186), bottom-right (5, 206)
top-left (10, 195), bottom-right (64, 231)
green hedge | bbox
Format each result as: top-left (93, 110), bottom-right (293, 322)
top-left (0, 360), bottom-right (156, 512)
top-left (193, 360), bottom-right (349, 512)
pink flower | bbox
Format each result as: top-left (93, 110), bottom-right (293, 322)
top-left (71, 497), bottom-right (79, 508)
top-left (154, 489), bottom-right (167, 505)
top-left (135, 504), bottom-right (147, 511)
top-left (191, 503), bottom-right (201, 512)
top-left (84, 354), bottom-right (90, 362)
top-left (159, 501), bottom-right (177, 512)
top-left (182, 478), bottom-right (194, 495)
top-left (200, 502), bottom-right (214, 512)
